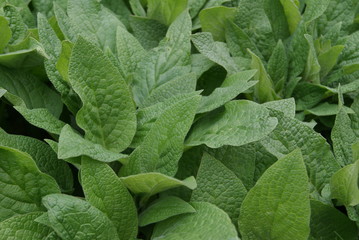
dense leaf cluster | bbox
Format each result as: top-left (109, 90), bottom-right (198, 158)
top-left (0, 0), bottom-right (359, 239)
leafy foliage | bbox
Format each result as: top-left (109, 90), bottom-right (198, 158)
top-left (0, 0), bottom-right (359, 239)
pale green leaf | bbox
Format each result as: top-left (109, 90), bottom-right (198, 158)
top-left (122, 94), bottom-right (200, 176)
top-left (0, 16), bottom-right (11, 53)
top-left (14, 106), bottom-right (66, 135)
top-left (56, 40), bottom-right (72, 83)
top-left (331, 108), bottom-right (357, 166)
top-left (0, 66), bottom-right (63, 118)
top-left (191, 153), bottom-right (247, 225)
top-left (310, 200), bottom-right (358, 240)
top-left (267, 40), bottom-right (288, 93)
top-left (139, 196), bottom-right (195, 227)
top-left (120, 173), bottom-right (197, 198)
top-left (199, 6), bottom-right (236, 41)
top-left (147, 0), bottom-right (188, 26)
top-left (58, 125), bottom-right (127, 163)
top-left (101, 0), bottom-right (131, 28)
top-left (263, 98), bottom-right (296, 118)
top-left (0, 146), bottom-right (60, 221)
top-left (129, 16), bottom-right (167, 50)
top-left (261, 111), bottom-right (341, 191)
top-left (132, 11), bottom-right (192, 106)
top-left (42, 194), bottom-right (119, 240)
top-left (0, 212), bottom-right (57, 240)
top-left (225, 21), bottom-right (263, 59)
top-left (69, 37), bottom-right (136, 152)
top-left (186, 100), bottom-right (278, 148)
top-left (152, 202), bottom-right (239, 240)
top-left (249, 50), bottom-right (278, 103)
top-left (116, 26), bottom-right (146, 82)
top-left (81, 157), bottom-right (138, 239)
top-left (330, 160), bottom-right (359, 206)
top-left (197, 70), bottom-right (257, 113)
top-left (67, 0), bottom-right (125, 52)
top-left (38, 13), bottom-right (80, 114)
top-left (305, 102), bottom-right (355, 116)
top-left (239, 149), bottom-right (310, 240)
top-left (0, 128), bottom-right (73, 193)
top-left (192, 32), bottom-right (239, 74)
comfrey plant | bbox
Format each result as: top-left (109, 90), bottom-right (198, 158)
top-left (0, 0), bottom-right (359, 239)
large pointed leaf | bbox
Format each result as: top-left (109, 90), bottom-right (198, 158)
top-left (186, 100), bottom-right (278, 148)
top-left (239, 149), bottom-right (310, 240)
top-left (69, 37), bottom-right (136, 152)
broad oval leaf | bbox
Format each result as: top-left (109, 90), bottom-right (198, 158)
top-left (152, 202), bottom-right (239, 240)
top-left (69, 37), bottom-right (136, 152)
top-left (239, 149), bottom-right (310, 240)
top-left (139, 196), bottom-right (196, 227)
top-left (81, 157), bottom-right (138, 240)
top-left (42, 194), bottom-right (119, 240)
top-left (186, 100), bottom-right (278, 148)
top-left (0, 146), bottom-right (60, 221)
top-left (0, 212), bottom-right (58, 240)
top-left (191, 153), bottom-right (247, 226)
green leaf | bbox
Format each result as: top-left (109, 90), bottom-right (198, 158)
top-left (318, 0), bottom-right (358, 34)
top-left (81, 157), bottom-right (138, 240)
top-left (58, 125), bottom-right (127, 163)
top-left (305, 102), bottom-right (355, 116)
top-left (120, 173), bottom-right (197, 199)
top-left (0, 16), bottom-right (11, 53)
top-left (142, 73), bottom-right (197, 108)
top-left (191, 153), bottom-right (247, 225)
top-left (249, 50), bottom-right (278, 103)
top-left (56, 40), bottom-right (72, 83)
top-left (147, 0), bottom-right (188, 26)
top-left (303, 34), bottom-right (321, 84)
top-left (31, 0), bottom-right (67, 17)
top-left (192, 32), bottom-right (239, 74)
top-left (239, 149), bottom-right (310, 240)
top-left (37, 14), bottom-right (80, 114)
top-left (263, 98), bottom-right (296, 118)
top-left (0, 66), bottom-right (63, 118)
top-left (101, 0), bottom-right (131, 28)
top-left (0, 146), bottom-right (60, 221)
top-left (261, 111), bottom-right (341, 191)
top-left (132, 11), bottom-right (192, 106)
top-left (139, 196), bottom-right (196, 227)
top-left (310, 200), bottom-right (358, 240)
top-left (264, 0), bottom-right (300, 39)
top-left (67, 0), bottom-right (125, 52)
top-left (186, 100), bottom-right (278, 148)
top-left (197, 70), bottom-right (257, 113)
top-left (4, 4), bottom-right (28, 46)
top-left (0, 128), bottom-right (73, 193)
top-left (233, 0), bottom-right (276, 59)
top-left (279, 0), bottom-right (301, 34)
top-left (152, 202), bottom-right (239, 240)
top-left (225, 21), bottom-right (263, 59)
top-left (0, 212), bottom-right (57, 240)
top-left (330, 160), bottom-right (359, 206)
top-left (69, 37), bottom-right (136, 152)
top-left (206, 144), bottom-right (257, 190)
top-left (318, 45), bottom-right (344, 78)
top-left (199, 6), bottom-right (236, 41)
top-left (42, 194), bottom-right (119, 240)
top-left (116, 26), bottom-right (146, 83)
top-left (122, 94), bottom-right (200, 176)
top-left (331, 108), bottom-right (357, 166)
top-left (129, 16), bottom-right (167, 50)
top-left (267, 40), bottom-right (288, 93)
top-left (13, 106), bottom-right (66, 135)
